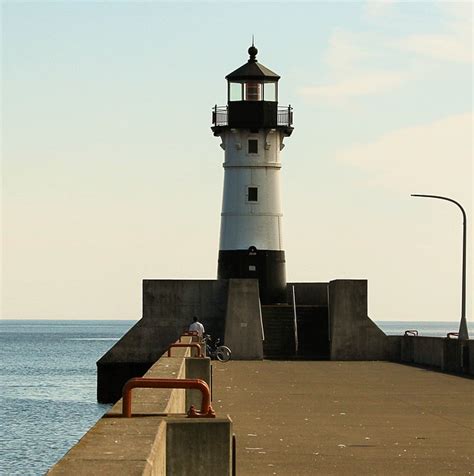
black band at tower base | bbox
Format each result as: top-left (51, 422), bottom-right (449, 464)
top-left (218, 249), bottom-right (287, 304)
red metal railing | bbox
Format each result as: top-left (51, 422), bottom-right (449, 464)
top-left (122, 377), bottom-right (215, 418)
top-left (179, 331), bottom-right (200, 342)
top-left (167, 343), bottom-right (203, 357)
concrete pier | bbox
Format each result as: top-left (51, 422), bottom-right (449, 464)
top-left (97, 278), bottom-right (396, 402)
top-left (213, 360), bottom-right (474, 475)
top-left (52, 331), bottom-right (473, 475)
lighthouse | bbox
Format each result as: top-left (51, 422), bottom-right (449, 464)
top-left (97, 43), bottom-right (394, 400)
top-left (212, 44), bottom-right (293, 304)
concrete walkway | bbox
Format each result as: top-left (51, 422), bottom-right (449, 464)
top-left (212, 361), bottom-right (473, 475)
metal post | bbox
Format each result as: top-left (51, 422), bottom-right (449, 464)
top-left (292, 285), bottom-right (298, 354)
top-left (411, 194), bottom-right (469, 340)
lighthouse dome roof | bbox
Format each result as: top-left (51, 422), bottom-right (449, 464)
top-left (225, 45), bottom-right (280, 82)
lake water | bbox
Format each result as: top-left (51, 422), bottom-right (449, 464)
top-left (375, 320), bottom-right (466, 337)
top-left (0, 320), bottom-right (136, 476)
top-left (0, 319), bottom-right (470, 475)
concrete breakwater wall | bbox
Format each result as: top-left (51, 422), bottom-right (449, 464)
top-left (389, 335), bottom-right (473, 375)
top-left (98, 279), bottom-right (396, 402)
top-left (49, 337), bottom-right (233, 475)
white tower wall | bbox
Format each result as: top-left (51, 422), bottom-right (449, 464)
top-left (219, 128), bottom-right (285, 251)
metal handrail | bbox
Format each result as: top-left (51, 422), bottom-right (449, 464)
top-left (292, 285), bottom-right (298, 354)
top-left (277, 105), bottom-right (293, 126)
top-left (179, 331), bottom-right (200, 342)
top-left (122, 377), bottom-right (215, 418)
top-left (212, 105), bottom-right (228, 126)
top-left (167, 343), bottom-right (203, 357)
top-left (212, 104), bottom-right (293, 127)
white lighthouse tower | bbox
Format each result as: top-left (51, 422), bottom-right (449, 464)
top-left (212, 44), bottom-right (293, 304)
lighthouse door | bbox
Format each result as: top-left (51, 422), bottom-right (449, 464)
top-left (247, 246), bottom-right (286, 304)
top-left (247, 246), bottom-right (258, 275)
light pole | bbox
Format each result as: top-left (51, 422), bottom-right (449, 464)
top-left (411, 194), bottom-right (469, 340)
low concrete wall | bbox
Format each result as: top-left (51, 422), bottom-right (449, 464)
top-left (469, 340), bottom-right (474, 376)
top-left (401, 336), bottom-right (444, 368)
top-left (399, 336), bottom-right (473, 376)
top-left (51, 339), bottom-right (233, 475)
top-left (142, 280), bottom-right (228, 340)
top-left (387, 335), bottom-right (402, 362)
top-left (286, 282), bottom-right (328, 306)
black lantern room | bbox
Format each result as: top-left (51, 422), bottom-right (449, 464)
top-left (212, 45), bottom-right (293, 132)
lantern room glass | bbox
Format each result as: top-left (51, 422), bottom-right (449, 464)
top-left (228, 81), bottom-right (278, 102)
top-left (263, 83), bottom-right (277, 101)
top-left (229, 82), bottom-right (243, 101)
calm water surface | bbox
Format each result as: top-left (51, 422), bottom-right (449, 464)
top-left (0, 320), bottom-right (136, 476)
top-left (375, 320), bottom-right (469, 337)
top-left (0, 319), bottom-right (470, 475)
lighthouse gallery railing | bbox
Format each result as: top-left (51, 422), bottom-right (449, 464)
top-left (212, 105), bottom-right (293, 127)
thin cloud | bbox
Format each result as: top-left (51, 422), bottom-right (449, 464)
top-left (394, 33), bottom-right (472, 64)
top-left (300, 70), bottom-right (412, 100)
top-left (334, 112), bottom-right (473, 198)
top-left (324, 29), bottom-right (372, 72)
top-left (364, 0), bottom-right (397, 19)
top-left (392, 2), bottom-right (472, 64)
top-left (303, 1), bottom-right (472, 105)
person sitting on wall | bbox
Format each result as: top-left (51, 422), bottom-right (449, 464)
top-left (189, 316), bottom-right (205, 338)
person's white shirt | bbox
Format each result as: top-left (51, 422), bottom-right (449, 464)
top-left (189, 321), bottom-right (205, 337)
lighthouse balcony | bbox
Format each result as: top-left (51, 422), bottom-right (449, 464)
top-left (212, 104), bottom-right (293, 129)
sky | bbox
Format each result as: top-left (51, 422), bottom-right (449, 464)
top-left (1, 1), bottom-right (472, 324)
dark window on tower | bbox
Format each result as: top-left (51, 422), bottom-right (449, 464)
top-left (248, 139), bottom-right (258, 154)
top-left (248, 187), bottom-right (258, 202)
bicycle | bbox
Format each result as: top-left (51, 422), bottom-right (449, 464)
top-left (203, 335), bottom-right (232, 362)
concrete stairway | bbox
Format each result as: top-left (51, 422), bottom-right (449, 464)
top-left (261, 305), bottom-right (296, 359)
top-left (261, 304), bottom-right (330, 359)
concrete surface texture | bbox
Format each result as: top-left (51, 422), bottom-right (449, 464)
top-left (166, 418), bottom-right (233, 475)
top-left (97, 279), bottom-right (229, 402)
top-left (212, 360), bottom-right (474, 475)
top-left (470, 340), bottom-right (474, 372)
top-left (400, 336), bottom-right (473, 376)
top-left (224, 279), bottom-right (264, 359)
top-left (401, 336), bottom-right (446, 369)
top-left (51, 342), bottom-right (233, 475)
top-left (329, 280), bottom-right (389, 360)
top-left (185, 357), bottom-right (211, 410)
top-left (97, 277), bottom-right (400, 401)
top-left (287, 282), bottom-right (328, 305)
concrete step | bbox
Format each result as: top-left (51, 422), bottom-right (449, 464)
top-left (262, 304), bottom-right (330, 359)
top-left (262, 306), bottom-right (297, 358)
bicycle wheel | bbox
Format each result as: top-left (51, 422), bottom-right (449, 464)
top-left (215, 345), bottom-right (232, 362)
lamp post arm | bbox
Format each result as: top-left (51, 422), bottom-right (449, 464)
top-left (411, 194), bottom-right (466, 224)
top-left (411, 194), bottom-right (469, 340)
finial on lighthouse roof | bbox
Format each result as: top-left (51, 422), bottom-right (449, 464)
top-left (248, 36), bottom-right (258, 62)
top-left (226, 41), bottom-right (280, 81)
